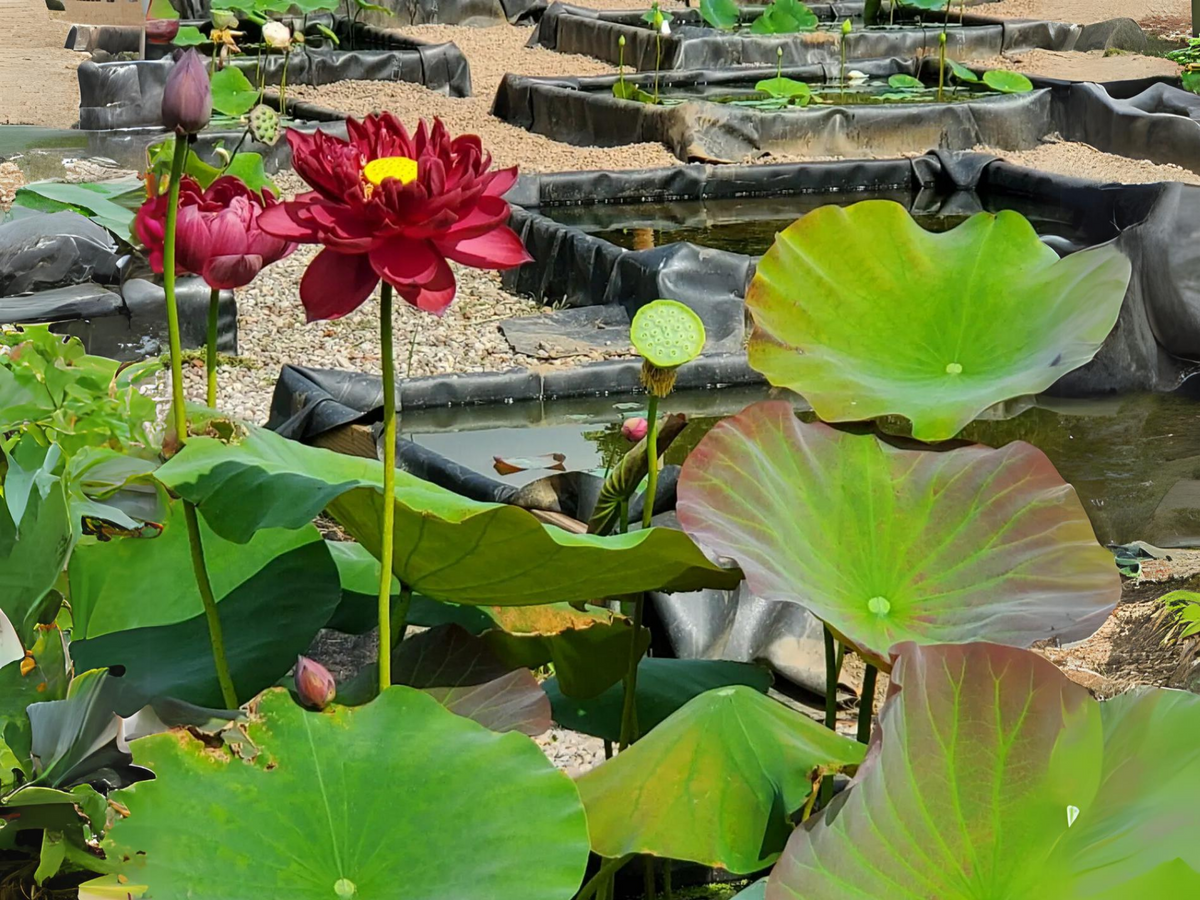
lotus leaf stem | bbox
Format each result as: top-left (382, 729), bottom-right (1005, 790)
top-left (205, 286), bottom-right (219, 408)
top-left (390, 582), bottom-right (412, 647)
top-left (377, 282), bottom-right (398, 693)
top-left (163, 133), bottom-right (238, 711)
top-left (642, 394), bottom-right (660, 530)
top-left (823, 625), bottom-right (839, 732)
top-left (162, 136), bottom-right (190, 442)
top-left (857, 663), bottom-right (878, 743)
top-left (644, 858), bottom-right (656, 900)
top-left (618, 590), bottom-right (645, 749)
top-left (184, 503), bottom-right (238, 709)
top-left (654, 34), bottom-right (662, 104)
top-left (663, 861), bottom-right (672, 898)
top-left (278, 48), bottom-right (290, 119)
top-left (575, 855), bottom-right (634, 900)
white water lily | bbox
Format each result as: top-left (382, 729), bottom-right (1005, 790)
top-left (262, 20), bottom-right (291, 49)
top-left (847, 70), bottom-right (869, 84)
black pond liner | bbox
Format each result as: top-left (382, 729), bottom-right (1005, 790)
top-left (166, 0), bottom-right (541, 26)
top-left (528, 2), bottom-right (1085, 70)
top-left (73, 16), bottom-right (469, 133)
top-left (0, 211), bottom-right (236, 361)
top-left (501, 149), bottom-right (1200, 397)
top-left (492, 58), bottom-right (1200, 166)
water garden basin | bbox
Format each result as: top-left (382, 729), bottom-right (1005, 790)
top-left (492, 59), bottom-right (1189, 162)
top-left (529, 2), bottom-right (1082, 69)
top-left (501, 151), bottom-right (1200, 396)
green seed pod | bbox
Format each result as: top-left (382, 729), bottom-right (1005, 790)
top-left (630, 298), bottom-right (707, 397)
top-left (248, 103), bottom-right (280, 146)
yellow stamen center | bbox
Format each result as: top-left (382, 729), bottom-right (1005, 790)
top-left (363, 156), bottom-right (419, 188)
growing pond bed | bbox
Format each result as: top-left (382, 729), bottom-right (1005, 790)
top-left (528, 2), bottom-right (1102, 70)
top-left (267, 367), bottom-right (1200, 699)
top-left (502, 150), bottom-right (1200, 397)
top-left (493, 59), bottom-right (1200, 166)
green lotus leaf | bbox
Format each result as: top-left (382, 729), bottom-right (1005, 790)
top-left (0, 625), bottom-right (67, 781)
top-left (1183, 70), bottom-right (1200, 95)
top-left (577, 686), bottom-right (864, 873)
top-left (0, 441), bottom-right (72, 648)
top-left (745, 200), bottom-right (1131, 440)
top-left (768, 642), bottom-right (1200, 899)
top-left (948, 58), bottom-right (980, 82)
top-left (209, 65), bottom-right (259, 118)
top-left (676, 401), bottom-right (1119, 667)
top-left (631, 299), bottom-right (707, 368)
top-left (390, 624), bottom-right (551, 736)
top-left (749, 0), bottom-right (818, 33)
top-left (91, 688), bottom-right (590, 900)
top-left (171, 24), bottom-right (209, 45)
top-left (732, 881), bottom-right (767, 900)
top-left (897, 0), bottom-right (953, 8)
top-left (983, 68), bottom-right (1034, 94)
top-left (756, 77), bottom-right (813, 102)
top-left (69, 505), bottom-right (340, 708)
top-left (886, 73), bottom-right (923, 89)
top-left (699, 0), bottom-right (739, 30)
top-left (154, 426), bottom-right (740, 605)
top-left (545, 658), bottom-right (771, 742)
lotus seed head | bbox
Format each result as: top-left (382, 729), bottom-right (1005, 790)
top-left (334, 879), bottom-right (357, 897)
top-left (868, 596), bottom-right (891, 616)
top-left (945, 362), bottom-right (963, 375)
top-left (630, 299), bottom-right (706, 374)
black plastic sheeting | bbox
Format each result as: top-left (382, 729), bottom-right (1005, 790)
top-left (493, 60), bottom-right (1196, 164)
top-left (529, 2), bottom-right (1084, 70)
top-left (0, 210), bottom-right (236, 360)
top-left (166, 0), bottom-right (541, 25)
top-left (76, 21), bottom-right (468, 133)
top-left (503, 150), bottom-right (1200, 396)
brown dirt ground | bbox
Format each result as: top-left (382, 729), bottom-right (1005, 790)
top-left (0, 0), bottom-right (82, 126)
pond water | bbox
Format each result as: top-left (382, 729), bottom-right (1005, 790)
top-left (540, 190), bottom-right (1092, 256)
top-left (402, 386), bottom-right (1200, 548)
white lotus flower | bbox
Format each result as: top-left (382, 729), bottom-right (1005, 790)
top-left (661, 20), bottom-right (671, 35)
top-left (847, 70), bottom-right (869, 84)
top-left (262, 20), bottom-right (291, 50)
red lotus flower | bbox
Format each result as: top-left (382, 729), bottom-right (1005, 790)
top-left (257, 114), bottom-right (530, 319)
top-left (135, 176), bottom-right (296, 289)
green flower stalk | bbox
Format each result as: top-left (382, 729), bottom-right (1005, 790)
top-left (156, 52), bottom-right (238, 710)
top-left (839, 19), bottom-right (851, 101)
top-left (938, 30), bottom-right (947, 102)
top-left (617, 299), bottom-right (706, 750)
top-left (205, 287), bottom-right (220, 407)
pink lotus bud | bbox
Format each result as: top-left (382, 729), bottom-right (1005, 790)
top-left (294, 656), bottom-right (336, 710)
top-left (162, 49), bottom-right (212, 136)
top-left (145, 17), bottom-right (180, 44)
top-left (622, 417), bottom-right (649, 442)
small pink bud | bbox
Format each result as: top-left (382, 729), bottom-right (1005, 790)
top-left (294, 656), bottom-right (336, 710)
top-left (162, 49), bottom-right (212, 136)
top-left (622, 417), bottom-right (649, 442)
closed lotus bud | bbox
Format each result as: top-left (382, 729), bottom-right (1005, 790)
top-left (939, 30), bottom-right (947, 45)
top-left (211, 8), bottom-right (239, 29)
top-left (162, 49), bottom-right (212, 136)
top-left (295, 655), bottom-right (336, 710)
top-left (262, 20), bottom-right (291, 49)
top-left (841, 18), bottom-right (852, 35)
top-left (622, 417), bottom-right (649, 442)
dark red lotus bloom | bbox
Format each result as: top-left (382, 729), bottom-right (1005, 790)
top-left (135, 176), bottom-right (296, 290)
top-left (257, 114), bottom-right (530, 319)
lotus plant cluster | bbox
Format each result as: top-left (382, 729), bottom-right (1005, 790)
top-left (0, 34), bottom-right (1198, 900)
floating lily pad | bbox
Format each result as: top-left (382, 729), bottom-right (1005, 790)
top-left (983, 68), bottom-right (1035, 94)
top-left (745, 200), bottom-right (1131, 440)
top-left (577, 686), bottom-right (864, 873)
top-left (948, 59), bottom-right (980, 82)
top-left (886, 73), bottom-right (923, 89)
top-left (756, 77), bottom-right (813, 103)
top-left (768, 642), bottom-right (1200, 899)
top-left (155, 426), bottom-right (740, 605)
top-left (699, 0), bottom-right (739, 30)
top-left (676, 401), bottom-right (1119, 667)
top-left (631, 299), bottom-right (707, 369)
top-left (91, 688), bottom-right (590, 900)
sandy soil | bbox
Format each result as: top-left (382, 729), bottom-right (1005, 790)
top-left (0, 0), bottom-right (82, 126)
top-left (975, 48), bottom-right (1181, 82)
top-left (982, 140), bottom-right (1200, 183)
top-left (984, 0), bottom-right (1190, 26)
